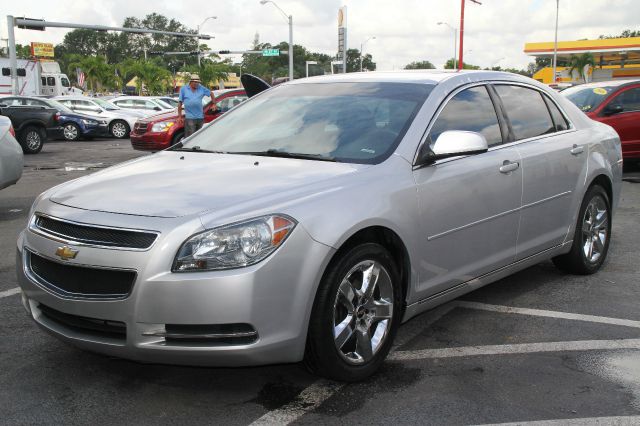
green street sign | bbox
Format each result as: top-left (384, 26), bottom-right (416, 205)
top-left (262, 49), bottom-right (280, 57)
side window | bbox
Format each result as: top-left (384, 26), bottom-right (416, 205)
top-left (144, 100), bottom-right (158, 109)
top-left (610, 87), bottom-right (640, 113)
top-left (41, 77), bottom-right (47, 86)
top-left (542, 95), bottom-right (570, 131)
top-left (1, 98), bottom-right (23, 106)
top-left (494, 85), bottom-right (555, 140)
top-left (25, 99), bottom-right (47, 107)
top-left (116, 99), bottom-right (133, 108)
top-left (47, 77), bottom-right (56, 86)
top-left (428, 85), bottom-right (503, 147)
top-left (61, 77), bottom-right (70, 88)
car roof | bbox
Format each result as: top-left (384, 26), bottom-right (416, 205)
top-left (572, 79), bottom-right (640, 89)
top-left (285, 70), bottom-right (533, 86)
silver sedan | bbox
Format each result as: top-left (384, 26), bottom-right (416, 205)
top-left (17, 71), bottom-right (622, 381)
top-left (0, 116), bottom-right (23, 190)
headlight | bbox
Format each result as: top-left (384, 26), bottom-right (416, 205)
top-left (173, 215), bottom-right (296, 272)
top-left (151, 121), bottom-right (176, 132)
top-left (81, 119), bottom-right (98, 125)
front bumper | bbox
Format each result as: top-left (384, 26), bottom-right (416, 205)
top-left (16, 205), bottom-right (334, 367)
top-left (130, 132), bottom-right (172, 151)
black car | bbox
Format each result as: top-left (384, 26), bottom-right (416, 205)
top-left (0, 96), bottom-right (108, 141)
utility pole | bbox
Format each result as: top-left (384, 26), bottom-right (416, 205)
top-left (458, 0), bottom-right (481, 71)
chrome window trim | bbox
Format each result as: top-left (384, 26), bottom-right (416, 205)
top-left (412, 80), bottom-right (578, 169)
top-left (23, 247), bottom-right (137, 301)
top-left (29, 213), bottom-right (160, 252)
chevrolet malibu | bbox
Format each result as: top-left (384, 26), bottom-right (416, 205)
top-left (17, 71), bottom-right (622, 381)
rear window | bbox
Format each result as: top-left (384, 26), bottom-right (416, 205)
top-left (495, 85), bottom-right (555, 140)
top-left (543, 96), bottom-right (570, 131)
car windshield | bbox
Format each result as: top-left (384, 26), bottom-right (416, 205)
top-left (562, 85), bottom-right (616, 112)
top-left (44, 99), bottom-right (74, 114)
top-left (93, 98), bottom-right (120, 111)
top-left (179, 82), bottom-right (433, 164)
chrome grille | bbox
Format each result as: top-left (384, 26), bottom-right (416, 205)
top-left (134, 122), bottom-right (148, 134)
top-left (32, 215), bottom-right (158, 250)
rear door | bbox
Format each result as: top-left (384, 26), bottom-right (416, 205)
top-left (412, 84), bottom-right (522, 299)
top-left (492, 84), bottom-right (587, 260)
top-left (597, 85), bottom-right (640, 159)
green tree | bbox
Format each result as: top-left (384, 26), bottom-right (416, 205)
top-left (444, 58), bottom-right (480, 69)
top-left (345, 48), bottom-right (376, 72)
top-left (67, 55), bottom-right (115, 92)
top-left (599, 29), bottom-right (640, 39)
top-left (181, 60), bottom-right (230, 89)
top-left (128, 59), bottom-right (172, 95)
top-left (568, 53), bottom-right (595, 83)
top-left (404, 60), bottom-right (436, 70)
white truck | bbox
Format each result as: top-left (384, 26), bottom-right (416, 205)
top-left (0, 59), bottom-right (75, 96)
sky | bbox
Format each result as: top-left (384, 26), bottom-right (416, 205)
top-left (2, 0), bottom-right (639, 71)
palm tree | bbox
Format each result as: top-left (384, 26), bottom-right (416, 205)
top-left (568, 53), bottom-right (595, 83)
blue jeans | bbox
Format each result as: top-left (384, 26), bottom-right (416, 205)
top-left (184, 119), bottom-right (204, 137)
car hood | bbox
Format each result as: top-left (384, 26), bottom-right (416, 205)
top-left (140, 110), bottom-right (178, 123)
top-left (49, 151), bottom-right (366, 218)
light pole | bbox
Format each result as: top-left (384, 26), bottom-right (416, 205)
top-left (305, 60), bottom-right (317, 77)
top-left (552, 0), bottom-right (559, 83)
top-left (437, 22), bottom-right (457, 69)
top-left (197, 16), bottom-right (217, 67)
top-left (260, 0), bottom-right (293, 81)
top-left (359, 36), bottom-right (375, 72)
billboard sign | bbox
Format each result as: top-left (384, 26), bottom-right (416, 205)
top-left (31, 42), bottom-right (54, 58)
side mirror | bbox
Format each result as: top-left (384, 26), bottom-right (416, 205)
top-left (416, 130), bottom-right (489, 166)
top-left (604, 104), bottom-right (623, 116)
top-left (206, 108), bottom-right (218, 115)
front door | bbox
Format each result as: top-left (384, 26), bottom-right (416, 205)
top-left (598, 86), bottom-right (640, 159)
top-left (412, 85), bottom-right (522, 300)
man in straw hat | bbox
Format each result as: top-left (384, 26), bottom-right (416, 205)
top-left (177, 73), bottom-right (213, 137)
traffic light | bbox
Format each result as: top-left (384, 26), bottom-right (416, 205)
top-left (148, 51), bottom-right (165, 56)
top-left (17, 18), bottom-right (45, 31)
top-left (218, 50), bottom-right (231, 55)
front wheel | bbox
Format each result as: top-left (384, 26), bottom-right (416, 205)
top-left (553, 185), bottom-right (611, 274)
top-left (62, 123), bottom-right (80, 141)
top-left (109, 120), bottom-right (129, 139)
top-left (305, 243), bottom-right (403, 382)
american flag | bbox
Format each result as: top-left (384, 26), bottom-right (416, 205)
top-left (76, 68), bottom-right (86, 88)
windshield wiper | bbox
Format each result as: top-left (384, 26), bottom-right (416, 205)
top-left (230, 149), bottom-right (336, 162)
top-left (173, 146), bottom-right (226, 154)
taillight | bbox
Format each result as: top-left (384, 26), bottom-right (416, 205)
top-left (54, 112), bottom-right (60, 122)
top-left (9, 125), bottom-right (15, 137)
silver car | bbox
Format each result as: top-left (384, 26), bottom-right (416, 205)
top-left (0, 116), bottom-right (23, 189)
top-left (53, 96), bottom-right (144, 139)
top-left (17, 71), bottom-right (622, 381)
top-left (110, 96), bottom-right (175, 115)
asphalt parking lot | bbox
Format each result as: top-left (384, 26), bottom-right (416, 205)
top-left (1, 140), bottom-right (640, 425)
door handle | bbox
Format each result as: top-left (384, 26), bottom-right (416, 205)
top-left (570, 144), bottom-right (584, 155)
top-left (499, 160), bottom-right (520, 174)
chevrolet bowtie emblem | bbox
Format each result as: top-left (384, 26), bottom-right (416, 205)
top-left (55, 246), bottom-right (78, 261)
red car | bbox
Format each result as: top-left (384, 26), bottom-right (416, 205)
top-left (562, 80), bottom-right (640, 161)
top-left (130, 89), bottom-right (247, 151)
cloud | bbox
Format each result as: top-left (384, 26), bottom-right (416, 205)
top-left (2, 0), bottom-right (639, 71)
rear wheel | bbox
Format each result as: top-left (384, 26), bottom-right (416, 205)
top-left (304, 243), bottom-right (402, 382)
top-left (19, 126), bottom-right (44, 154)
top-left (110, 120), bottom-right (129, 139)
top-left (62, 123), bottom-right (80, 141)
top-left (552, 185), bottom-right (611, 274)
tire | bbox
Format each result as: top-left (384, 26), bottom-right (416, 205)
top-left (62, 123), bottom-right (80, 141)
top-left (19, 126), bottom-right (44, 154)
top-left (171, 131), bottom-right (185, 146)
top-left (109, 120), bottom-right (129, 139)
top-left (304, 243), bottom-right (403, 382)
top-left (552, 185), bottom-right (611, 275)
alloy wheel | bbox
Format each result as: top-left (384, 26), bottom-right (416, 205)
top-left (26, 131), bottom-right (41, 150)
top-left (581, 195), bottom-right (608, 264)
top-left (332, 260), bottom-right (394, 365)
top-left (111, 122), bottom-right (127, 138)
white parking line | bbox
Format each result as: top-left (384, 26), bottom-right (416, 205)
top-left (456, 301), bottom-right (640, 329)
top-left (389, 339), bottom-right (640, 361)
top-left (480, 415), bottom-right (640, 425)
top-left (249, 379), bottom-right (344, 426)
top-left (0, 287), bottom-right (20, 299)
